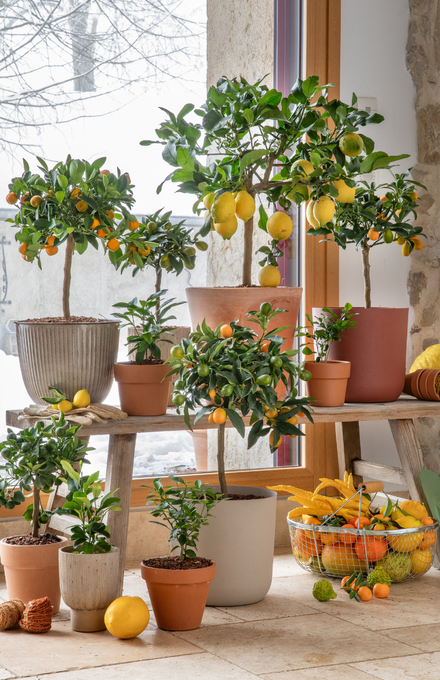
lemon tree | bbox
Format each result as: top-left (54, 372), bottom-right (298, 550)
top-left (8, 156), bottom-right (135, 318)
top-left (166, 302), bottom-right (312, 496)
top-left (142, 75), bottom-right (405, 287)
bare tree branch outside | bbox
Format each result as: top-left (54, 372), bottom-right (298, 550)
top-left (0, 0), bottom-right (204, 154)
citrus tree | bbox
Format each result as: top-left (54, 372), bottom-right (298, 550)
top-left (142, 75), bottom-right (405, 288)
top-left (166, 302), bottom-right (312, 497)
top-left (7, 156), bottom-right (136, 318)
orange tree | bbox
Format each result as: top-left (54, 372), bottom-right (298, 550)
top-left (115, 208), bottom-right (208, 295)
top-left (6, 156), bottom-right (136, 318)
top-left (142, 75), bottom-right (406, 287)
top-left (166, 302), bottom-right (312, 496)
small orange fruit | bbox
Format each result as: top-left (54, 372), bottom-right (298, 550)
top-left (269, 431), bottom-right (282, 448)
top-left (138, 245), bottom-right (151, 256)
top-left (420, 529), bottom-right (436, 549)
top-left (76, 200), bottom-right (88, 212)
top-left (261, 340), bottom-right (270, 353)
top-left (20, 193), bottom-right (30, 205)
top-left (30, 195), bottom-right (43, 208)
top-left (45, 246), bottom-right (58, 256)
top-left (421, 517), bottom-right (435, 525)
top-left (368, 228), bottom-right (379, 241)
top-left (208, 412), bottom-right (215, 424)
top-left (106, 210), bottom-right (115, 220)
top-left (357, 586), bottom-right (372, 602)
top-left (396, 236), bottom-right (406, 245)
top-left (6, 192), bottom-right (18, 204)
top-left (18, 243), bottom-right (28, 255)
top-left (212, 407), bottom-right (227, 425)
top-left (373, 583), bottom-right (390, 599)
top-left (220, 324), bottom-right (233, 338)
top-left (92, 219), bottom-right (100, 229)
top-left (128, 219), bottom-right (140, 231)
top-left (71, 188), bottom-right (81, 198)
top-left (47, 235), bottom-right (55, 247)
top-left (208, 389), bottom-right (216, 399)
top-left (353, 516), bottom-right (371, 529)
top-left (402, 242), bottom-right (411, 257)
top-left (100, 169), bottom-right (110, 176)
top-left (97, 229), bottom-right (107, 238)
top-left (411, 236), bottom-right (424, 250)
top-left (107, 238), bottom-right (120, 252)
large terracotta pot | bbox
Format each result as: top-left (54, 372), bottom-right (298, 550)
top-left (114, 362), bottom-right (171, 416)
top-left (140, 560), bottom-right (215, 631)
top-left (304, 360), bottom-right (351, 407)
top-left (196, 485), bottom-right (277, 606)
top-left (0, 535), bottom-right (68, 613)
top-left (15, 320), bottom-right (119, 405)
top-left (59, 546), bottom-right (120, 632)
top-left (186, 287), bottom-right (302, 349)
top-left (314, 307), bottom-right (408, 403)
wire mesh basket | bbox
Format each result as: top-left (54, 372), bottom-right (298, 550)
top-left (287, 483), bottom-right (438, 582)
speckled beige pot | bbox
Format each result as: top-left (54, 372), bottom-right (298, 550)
top-left (15, 320), bottom-right (119, 405)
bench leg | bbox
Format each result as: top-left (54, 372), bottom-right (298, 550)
top-left (388, 419), bottom-right (428, 505)
top-left (335, 421), bottom-right (363, 488)
top-left (105, 433), bottom-right (137, 596)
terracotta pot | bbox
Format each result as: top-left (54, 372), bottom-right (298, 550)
top-left (414, 369), bottom-right (440, 401)
top-left (314, 307), bottom-right (408, 403)
top-left (197, 486), bottom-right (277, 606)
top-left (59, 546), bottom-right (120, 632)
top-left (186, 287), bottom-right (302, 350)
top-left (15, 320), bottom-right (119, 405)
top-left (140, 560), bottom-right (215, 630)
top-left (0, 535), bottom-right (68, 613)
top-left (403, 370), bottom-right (424, 398)
top-left (114, 362), bottom-right (172, 416)
top-left (304, 360), bottom-right (351, 407)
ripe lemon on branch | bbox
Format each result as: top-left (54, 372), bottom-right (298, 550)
top-left (267, 211), bottom-right (293, 241)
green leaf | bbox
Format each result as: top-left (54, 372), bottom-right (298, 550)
top-left (239, 149), bottom-right (269, 176)
top-left (55, 191), bottom-right (64, 204)
top-left (225, 408), bottom-right (245, 437)
top-left (258, 205), bottom-right (268, 232)
top-left (203, 110), bottom-right (228, 132)
top-left (242, 109), bottom-right (254, 125)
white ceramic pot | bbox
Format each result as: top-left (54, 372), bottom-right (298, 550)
top-left (59, 546), bottom-right (120, 632)
top-left (196, 485), bottom-right (277, 606)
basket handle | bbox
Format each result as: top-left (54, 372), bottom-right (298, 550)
top-left (357, 481), bottom-right (384, 493)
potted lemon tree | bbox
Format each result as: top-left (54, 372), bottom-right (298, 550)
top-left (166, 302), bottom-right (312, 606)
top-left (7, 155), bottom-right (136, 405)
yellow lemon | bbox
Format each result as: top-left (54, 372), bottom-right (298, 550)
top-left (258, 265), bottom-right (281, 287)
top-left (313, 196), bottom-right (336, 226)
top-left (203, 192), bottom-right (215, 210)
top-left (267, 211), bottom-right (293, 241)
top-left (396, 516), bottom-right (423, 529)
top-left (73, 389), bottom-right (91, 409)
top-left (214, 215), bottom-right (238, 240)
top-left (409, 344), bottom-right (440, 373)
top-left (333, 179), bottom-right (356, 203)
top-left (388, 525), bottom-right (423, 553)
top-left (270, 431), bottom-right (282, 448)
top-left (211, 192), bottom-right (236, 223)
top-left (235, 190), bottom-right (255, 222)
top-left (204, 210), bottom-right (214, 231)
top-left (292, 159), bottom-right (314, 179)
top-left (399, 500), bottom-right (428, 520)
top-left (104, 596), bottom-right (150, 639)
top-left (339, 132), bottom-right (364, 157)
top-left (58, 400), bottom-right (73, 413)
top-left (306, 200), bottom-right (319, 228)
top-left (410, 548), bottom-right (434, 576)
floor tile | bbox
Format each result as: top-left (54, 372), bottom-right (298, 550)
top-left (174, 613), bottom-right (418, 675)
top-left (0, 669), bottom-right (16, 680)
top-left (272, 550), bottom-right (308, 578)
top-left (21, 652), bottom-right (259, 680)
top-left (261, 664), bottom-right (380, 680)
top-left (354, 652), bottom-right (440, 679)
top-left (0, 621), bottom-right (201, 677)
top-left (381, 621), bottom-right (440, 652)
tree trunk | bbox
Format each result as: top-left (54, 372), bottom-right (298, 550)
top-left (155, 269), bottom-right (162, 321)
top-left (32, 486), bottom-right (40, 538)
top-left (242, 214), bottom-right (253, 287)
top-left (217, 422), bottom-right (227, 497)
top-left (361, 241), bottom-right (371, 309)
top-left (62, 234), bottom-right (75, 318)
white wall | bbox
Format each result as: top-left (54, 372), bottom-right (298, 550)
top-left (340, 0), bottom-right (417, 488)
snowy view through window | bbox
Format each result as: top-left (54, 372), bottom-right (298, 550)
top-left (0, 0), bottom-right (207, 478)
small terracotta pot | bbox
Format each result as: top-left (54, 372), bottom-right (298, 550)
top-left (415, 369), bottom-right (440, 401)
top-left (114, 362), bottom-right (172, 416)
top-left (304, 360), bottom-right (351, 407)
top-left (0, 536), bottom-right (68, 613)
top-left (140, 560), bottom-right (215, 630)
top-left (403, 369), bottom-right (424, 398)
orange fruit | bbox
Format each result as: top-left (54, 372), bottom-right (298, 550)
top-left (396, 236), bottom-right (406, 245)
top-left (100, 169), bottom-right (110, 176)
top-left (422, 517), bottom-right (435, 525)
top-left (354, 536), bottom-right (387, 561)
top-left (420, 530), bottom-right (436, 550)
top-left (45, 246), bottom-right (58, 256)
top-left (269, 431), bottom-right (282, 448)
top-left (47, 235), bottom-right (55, 247)
top-left (295, 529), bottom-right (322, 559)
top-left (321, 530), bottom-right (340, 546)
top-left (6, 192), bottom-right (18, 204)
top-left (129, 219), bottom-right (140, 231)
top-left (92, 219), bottom-right (100, 229)
top-left (212, 407), bottom-right (227, 425)
top-left (76, 200), bottom-right (88, 212)
top-left (339, 524), bottom-right (357, 544)
top-left (107, 238), bottom-right (120, 252)
top-left (321, 543), bottom-right (367, 577)
top-left (411, 236), bottom-right (423, 250)
top-left (30, 195), bottom-right (43, 208)
top-left (208, 412), bottom-right (215, 424)
top-left (20, 193), bottom-right (30, 205)
top-left (220, 324), bottom-right (233, 338)
top-left (353, 517), bottom-right (371, 529)
top-left (261, 340), bottom-right (270, 353)
top-left (71, 188), bottom-right (81, 198)
top-left (124, 173), bottom-right (131, 185)
top-left (368, 228), bottom-right (379, 241)
top-left (357, 586), bottom-right (372, 602)
top-left (97, 229), bottom-right (107, 238)
top-left (138, 245), bottom-right (151, 256)
top-left (410, 548), bottom-right (433, 575)
top-left (106, 210), bottom-right (115, 220)
top-left (208, 389), bottom-right (216, 399)
top-left (373, 583), bottom-right (390, 599)
top-left (18, 243), bottom-right (27, 255)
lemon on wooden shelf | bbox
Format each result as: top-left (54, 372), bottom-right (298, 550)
top-left (73, 388), bottom-right (91, 408)
top-left (409, 344), bottom-right (440, 373)
top-left (104, 596), bottom-right (150, 639)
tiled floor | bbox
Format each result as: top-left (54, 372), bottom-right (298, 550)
top-left (1, 548), bottom-right (440, 679)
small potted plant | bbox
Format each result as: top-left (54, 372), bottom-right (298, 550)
top-left (6, 155), bottom-right (137, 405)
top-left (166, 302), bottom-right (312, 606)
top-left (140, 475), bottom-right (221, 631)
top-left (55, 460), bottom-right (121, 632)
top-left (295, 303), bottom-right (357, 407)
top-left (0, 414), bottom-right (89, 612)
top-left (112, 290), bottom-right (185, 415)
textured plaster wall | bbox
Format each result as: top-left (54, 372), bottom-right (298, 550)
top-left (205, 0), bottom-right (275, 472)
top-left (406, 0), bottom-right (440, 473)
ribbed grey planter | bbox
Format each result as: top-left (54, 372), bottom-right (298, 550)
top-left (15, 320), bottom-right (119, 405)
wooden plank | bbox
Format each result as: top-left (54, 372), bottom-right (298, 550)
top-left (353, 460), bottom-right (408, 487)
top-left (104, 433), bottom-right (137, 596)
top-left (388, 419), bottom-right (429, 505)
top-left (335, 421), bottom-right (363, 488)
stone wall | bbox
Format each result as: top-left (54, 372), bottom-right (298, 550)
top-left (406, 0), bottom-right (440, 472)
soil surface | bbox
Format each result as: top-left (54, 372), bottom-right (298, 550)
top-left (142, 556), bottom-right (213, 570)
top-left (3, 533), bottom-right (62, 546)
top-left (117, 358), bottom-right (164, 366)
top-left (224, 493), bottom-right (265, 500)
top-left (18, 317), bottom-right (114, 323)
